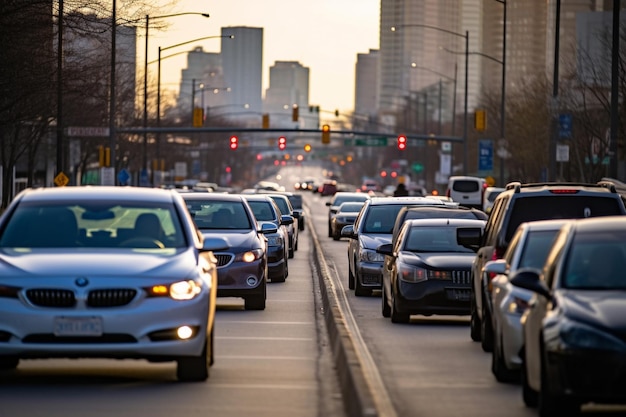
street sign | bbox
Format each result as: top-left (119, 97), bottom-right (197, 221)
top-left (66, 126), bottom-right (110, 137)
top-left (556, 144), bottom-right (570, 162)
top-left (478, 139), bottom-right (494, 171)
top-left (411, 163), bottom-right (424, 173)
top-left (118, 168), bottom-right (130, 185)
top-left (559, 113), bottom-right (572, 139)
top-left (354, 137), bottom-right (388, 147)
top-left (54, 172), bottom-right (69, 187)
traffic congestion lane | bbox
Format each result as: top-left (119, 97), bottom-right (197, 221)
top-left (0, 217), bottom-right (346, 417)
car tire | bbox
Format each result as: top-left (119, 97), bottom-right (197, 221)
top-left (0, 356), bottom-right (19, 370)
top-left (470, 289), bottom-right (482, 342)
top-left (328, 222), bottom-right (332, 237)
top-left (288, 247), bottom-right (294, 258)
top-left (348, 265), bottom-right (355, 290)
top-left (332, 233), bottom-right (340, 241)
top-left (381, 283), bottom-right (391, 318)
top-left (390, 289), bottom-right (410, 324)
top-left (481, 295), bottom-right (494, 352)
top-left (538, 348), bottom-right (580, 417)
top-left (492, 333), bottom-right (519, 383)
top-left (245, 285), bottom-right (267, 310)
top-left (521, 351), bottom-right (539, 407)
top-left (176, 336), bottom-right (210, 382)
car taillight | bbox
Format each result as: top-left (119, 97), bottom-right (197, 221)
top-left (549, 189), bottom-right (579, 194)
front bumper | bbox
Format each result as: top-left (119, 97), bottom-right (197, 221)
top-left (356, 261), bottom-right (383, 288)
top-left (395, 279), bottom-right (470, 316)
top-left (216, 258), bottom-right (266, 296)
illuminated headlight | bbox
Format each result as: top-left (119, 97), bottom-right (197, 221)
top-left (398, 265), bottom-right (452, 283)
top-left (560, 319), bottom-right (626, 352)
top-left (235, 248), bottom-right (264, 263)
top-left (359, 248), bottom-right (384, 263)
top-left (148, 279), bottom-right (204, 300)
top-left (267, 235), bottom-right (283, 246)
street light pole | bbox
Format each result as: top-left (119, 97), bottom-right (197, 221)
top-left (496, 0), bottom-right (507, 186)
top-left (108, 0), bottom-right (116, 176)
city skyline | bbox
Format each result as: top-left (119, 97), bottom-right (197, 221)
top-left (150, 0), bottom-right (380, 115)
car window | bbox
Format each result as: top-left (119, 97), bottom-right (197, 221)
top-left (506, 196), bottom-right (624, 243)
top-left (0, 202), bottom-right (186, 248)
top-left (453, 180), bottom-right (480, 193)
top-left (404, 226), bottom-right (475, 253)
top-left (185, 201), bottom-right (251, 230)
top-left (363, 205), bottom-right (404, 234)
top-left (517, 229), bottom-right (560, 269)
top-left (269, 196), bottom-right (292, 214)
top-left (247, 201), bottom-right (276, 221)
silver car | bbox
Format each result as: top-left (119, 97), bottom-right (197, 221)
top-left (0, 186), bottom-right (219, 382)
top-left (485, 219), bottom-right (568, 383)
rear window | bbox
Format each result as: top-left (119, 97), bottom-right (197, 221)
top-left (453, 180), bottom-right (480, 193)
top-left (505, 196), bottom-right (624, 242)
top-left (363, 205), bottom-right (406, 233)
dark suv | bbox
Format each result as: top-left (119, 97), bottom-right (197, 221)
top-left (459, 181), bottom-right (626, 352)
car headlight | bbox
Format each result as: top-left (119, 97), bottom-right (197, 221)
top-left (147, 279), bottom-right (204, 301)
top-left (267, 235), bottom-right (283, 246)
top-left (560, 319), bottom-right (626, 352)
top-left (359, 248), bottom-right (384, 263)
top-left (234, 248), bottom-right (264, 263)
top-left (398, 265), bottom-right (452, 283)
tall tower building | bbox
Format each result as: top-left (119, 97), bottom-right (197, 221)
top-left (264, 61), bottom-right (310, 128)
top-left (354, 49), bottom-right (379, 118)
top-left (220, 26), bottom-right (263, 123)
top-left (176, 48), bottom-right (226, 120)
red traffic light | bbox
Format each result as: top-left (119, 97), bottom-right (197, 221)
top-left (397, 134), bottom-right (407, 150)
top-left (278, 136), bottom-right (287, 150)
top-left (229, 135), bottom-right (239, 150)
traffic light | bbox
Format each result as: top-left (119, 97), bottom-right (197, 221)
top-left (321, 124), bottom-right (330, 144)
top-left (98, 146), bottom-right (110, 167)
top-left (397, 134), bottom-right (407, 150)
top-left (193, 107), bottom-right (203, 127)
top-left (229, 135), bottom-right (239, 150)
top-left (304, 143), bottom-right (312, 153)
top-left (262, 113), bottom-right (270, 129)
top-left (278, 136), bottom-right (287, 150)
top-left (292, 105), bottom-right (299, 122)
top-left (474, 109), bottom-right (487, 132)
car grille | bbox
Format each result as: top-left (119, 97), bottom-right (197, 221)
top-left (25, 288), bottom-right (137, 308)
top-left (214, 253), bottom-right (234, 267)
top-left (88, 289), bottom-right (137, 307)
top-left (451, 270), bottom-right (471, 285)
top-left (26, 289), bottom-right (75, 307)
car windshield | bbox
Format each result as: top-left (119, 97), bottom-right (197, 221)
top-left (517, 230), bottom-right (560, 269)
top-left (563, 231), bottom-right (626, 290)
top-left (333, 195), bottom-right (369, 206)
top-left (247, 201), bottom-right (276, 222)
top-left (404, 226), bottom-right (474, 253)
top-left (185, 200), bottom-right (252, 230)
top-left (363, 205), bottom-right (405, 234)
top-left (287, 195), bottom-right (303, 209)
top-left (0, 202), bottom-right (186, 249)
top-left (339, 203), bottom-right (364, 213)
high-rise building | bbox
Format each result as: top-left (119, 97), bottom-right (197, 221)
top-left (264, 61), bottom-right (310, 128)
top-left (220, 26), bottom-right (263, 124)
top-left (355, 49), bottom-right (379, 117)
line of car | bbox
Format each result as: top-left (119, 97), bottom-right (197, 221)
top-left (0, 185), bottom-right (306, 382)
top-left (327, 181), bottom-right (626, 415)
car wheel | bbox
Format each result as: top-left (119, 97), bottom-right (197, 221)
top-left (176, 336), bottom-right (210, 382)
top-left (538, 348), bottom-right (580, 417)
top-left (348, 265), bottom-right (355, 290)
top-left (390, 288), bottom-right (410, 324)
top-left (481, 297), bottom-right (494, 352)
top-left (295, 237), bottom-right (299, 251)
top-left (332, 232), bottom-right (340, 241)
top-left (245, 292), bottom-right (266, 310)
top-left (288, 247), bottom-right (294, 258)
top-left (492, 333), bottom-right (519, 383)
top-left (328, 222), bottom-right (332, 237)
top-left (381, 283), bottom-right (391, 318)
top-left (470, 289), bottom-right (481, 342)
top-left (0, 356), bottom-right (19, 370)
top-left (521, 350), bottom-right (538, 407)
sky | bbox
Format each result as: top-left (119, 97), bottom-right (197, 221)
top-left (148, 0), bottom-right (380, 113)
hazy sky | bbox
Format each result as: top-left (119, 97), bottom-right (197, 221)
top-left (149, 0), bottom-right (380, 113)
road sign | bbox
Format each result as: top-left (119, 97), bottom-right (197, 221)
top-left (54, 172), bottom-right (69, 187)
top-left (118, 168), bottom-right (130, 185)
top-left (411, 163), bottom-right (424, 173)
top-left (556, 144), bottom-right (570, 162)
top-left (354, 137), bottom-right (388, 147)
top-left (478, 139), bottom-right (494, 171)
top-left (66, 126), bottom-right (110, 137)
top-left (559, 113), bottom-right (572, 139)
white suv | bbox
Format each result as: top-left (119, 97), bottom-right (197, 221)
top-left (446, 176), bottom-right (486, 209)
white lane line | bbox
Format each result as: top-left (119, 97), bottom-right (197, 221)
top-left (217, 336), bottom-right (314, 341)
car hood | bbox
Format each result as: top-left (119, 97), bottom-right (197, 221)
top-left (200, 230), bottom-right (261, 251)
top-left (401, 252), bottom-right (476, 269)
top-left (360, 234), bottom-right (392, 250)
top-left (559, 290), bottom-right (626, 331)
top-left (0, 247), bottom-right (199, 278)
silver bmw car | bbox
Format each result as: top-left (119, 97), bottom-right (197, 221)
top-left (0, 186), bottom-right (219, 382)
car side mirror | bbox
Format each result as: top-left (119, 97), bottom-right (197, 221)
top-left (376, 243), bottom-right (393, 256)
top-left (341, 225), bottom-right (356, 239)
top-left (510, 268), bottom-right (551, 299)
top-left (325, 202), bottom-right (331, 206)
top-left (259, 222), bottom-right (278, 234)
top-left (280, 215), bottom-right (294, 226)
top-left (457, 227), bottom-right (483, 251)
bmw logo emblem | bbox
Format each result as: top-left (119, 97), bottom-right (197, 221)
top-left (75, 277), bottom-right (89, 287)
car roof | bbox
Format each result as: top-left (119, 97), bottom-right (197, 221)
top-left (180, 193), bottom-right (245, 202)
top-left (404, 218), bottom-right (486, 228)
top-left (518, 219), bottom-right (572, 232)
top-left (16, 186), bottom-right (178, 204)
top-left (570, 215), bottom-right (626, 233)
top-left (240, 194), bottom-right (274, 202)
top-left (499, 181), bottom-right (620, 197)
top-left (367, 196), bottom-right (445, 206)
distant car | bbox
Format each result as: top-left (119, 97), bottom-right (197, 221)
top-left (0, 186), bottom-right (219, 381)
top-left (446, 176), bottom-right (486, 209)
top-left (360, 180), bottom-right (380, 193)
top-left (181, 193), bottom-right (274, 311)
top-left (262, 193), bottom-right (299, 258)
top-left (326, 192), bottom-right (371, 237)
top-left (330, 202), bottom-right (365, 240)
top-left (483, 186), bottom-right (505, 214)
top-left (485, 219), bottom-right (568, 383)
top-left (242, 194), bottom-right (292, 283)
top-left (342, 196), bottom-right (447, 296)
top-left (377, 218), bottom-right (486, 323)
top-left (318, 180), bottom-right (338, 196)
top-left (514, 217), bottom-right (626, 415)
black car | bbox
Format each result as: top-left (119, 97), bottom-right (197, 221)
top-left (460, 181), bottom-right (626, 352)
top-left (377, 218), bottom-right (485, 323)
top-left (330, 201), bottom-right (365, 240)
top-left (512, 216), bottom-right (626, 416)
top-left (181, 193), bottom-right (275, 310)
top-left (242, 194), bottom-right (293, 282)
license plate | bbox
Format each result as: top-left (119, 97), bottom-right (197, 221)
top-left (447, 289), bottom-right (471, 302)
top-left (54, 317), bottom-right (103, 336)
